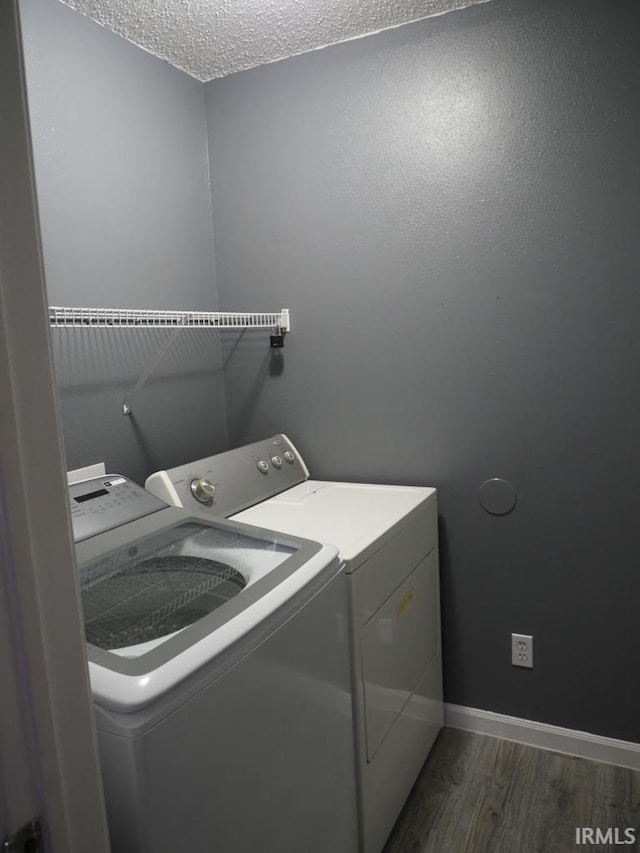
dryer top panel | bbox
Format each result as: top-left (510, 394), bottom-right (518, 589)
top-left (233, 481), bottom-right (436, 567)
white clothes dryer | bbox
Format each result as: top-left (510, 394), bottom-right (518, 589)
top-left (69, 474), bottom-right (358, 853)
top-left (147, 434), bottom-right (444, 853)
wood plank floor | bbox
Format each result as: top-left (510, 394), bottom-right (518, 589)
top-left (383, 728), bottom-right (640, 853)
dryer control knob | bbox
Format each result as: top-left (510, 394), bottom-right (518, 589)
top-left (190, 477), bottom-right (216, 504)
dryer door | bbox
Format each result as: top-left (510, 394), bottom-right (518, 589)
top-left (361, 549), bottom-right (439, 760)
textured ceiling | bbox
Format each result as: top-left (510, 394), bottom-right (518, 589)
top-left (58, 0), bottom-right (491, 82)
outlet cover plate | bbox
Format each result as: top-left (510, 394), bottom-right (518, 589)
top-left (511, 633), bottom-right (533, 669)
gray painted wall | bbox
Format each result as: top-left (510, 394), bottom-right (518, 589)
top-left (206, 0), bottom-right (640, 740)
top-left (19, 0), bottom-right (227, 485)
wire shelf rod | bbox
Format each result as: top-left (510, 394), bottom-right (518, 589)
top-left (49, 306), bottom-right (291, 332)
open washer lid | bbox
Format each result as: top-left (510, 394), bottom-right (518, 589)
top-left (75, 508), bottom-right (338, 712)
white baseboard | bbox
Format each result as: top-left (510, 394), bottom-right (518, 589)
top-left (445, 704), bottom-right (640, 771)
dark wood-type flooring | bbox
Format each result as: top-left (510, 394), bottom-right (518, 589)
top-left (383, 728), bottom-right (640, 853)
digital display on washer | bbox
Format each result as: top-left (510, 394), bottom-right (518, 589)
top-left (74, 488), bottom-right (109, 503)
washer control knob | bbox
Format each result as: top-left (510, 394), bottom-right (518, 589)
top-left (257, 460), bottom-right (270, 474)
top-left (271, 455), bottom-right (283, 468)
top-left (283, 450), bottom-right (295, 463)
top-left (190, 477), bottom-right (216, 504)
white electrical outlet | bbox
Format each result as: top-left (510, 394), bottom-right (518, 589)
top-left (511, 633), bottom-right (533, 668)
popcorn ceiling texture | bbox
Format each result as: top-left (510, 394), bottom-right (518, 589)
top-left (58, 0), bottom-right (491, 81)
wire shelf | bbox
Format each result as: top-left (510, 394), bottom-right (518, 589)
top-left (49, 305), bottom-right (290, 415)
top-left (49, 306), bottom-right (291, 332)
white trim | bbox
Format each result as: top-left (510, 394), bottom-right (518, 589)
top-left (445, 704), bottom-right (640, 771)
top-left (0, 2), bottom-right (110, 849)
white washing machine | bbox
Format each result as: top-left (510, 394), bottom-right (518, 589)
top-left (69, 474), bottom-right (358, 853)
top-left (146, 434), bottom-right (444, 853)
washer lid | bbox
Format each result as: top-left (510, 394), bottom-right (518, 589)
top-left (75, 508), bottom-right (339, 711)
top-left (233, 481), bottom-right (436, 569)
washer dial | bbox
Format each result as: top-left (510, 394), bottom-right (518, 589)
top-left (190, 477), bottom-right (216, 504)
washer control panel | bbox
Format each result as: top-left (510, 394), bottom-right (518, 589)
top-left (70, 475), bottom-right (168, 542)
top-left (145, 434), bottom-right (308, 518)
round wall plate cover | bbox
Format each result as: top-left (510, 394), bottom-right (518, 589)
top-left (478, 477), bottom-right (517, 515)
